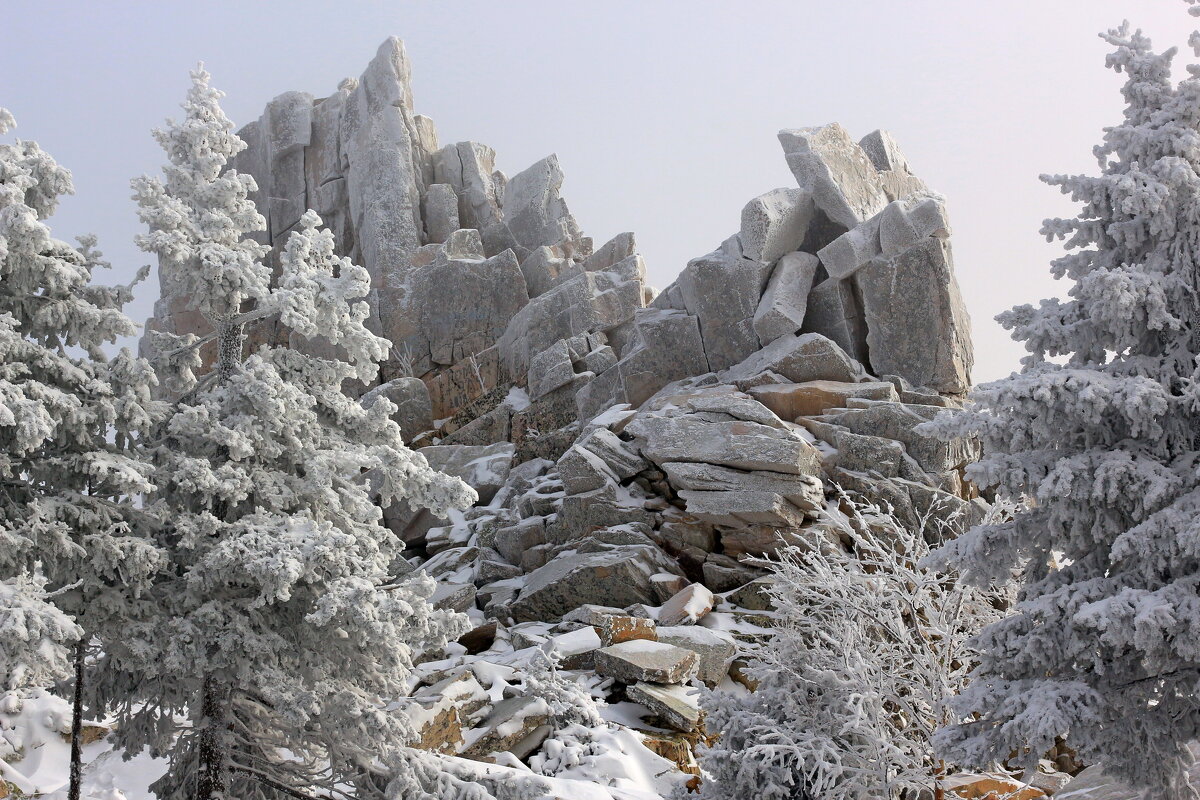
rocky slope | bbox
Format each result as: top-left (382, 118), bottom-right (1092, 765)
top-left (137, 37), bottom-right (1052, 796)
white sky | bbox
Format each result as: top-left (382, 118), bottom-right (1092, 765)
top-left (1, 0), bottom-right (1195, 383)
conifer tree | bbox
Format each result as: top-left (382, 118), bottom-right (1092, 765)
top-left (0, 108), bottom-right (163, 800)
top-left (113, 68), bottom-right (476, 800)
top-left (924, 5), bottom-right (1200, 797)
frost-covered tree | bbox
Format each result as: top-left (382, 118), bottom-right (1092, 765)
top-left (112, 66), bottom-right (477, 800)
top-left (921, 6), bottom-right (1200, 798)
top-left (691, 494), bottom-right (1000, 800)
top-left (0, 108), bottom-right (163, 800)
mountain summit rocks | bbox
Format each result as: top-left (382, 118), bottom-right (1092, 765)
top-left (140, 38), bottom-right (983, 777)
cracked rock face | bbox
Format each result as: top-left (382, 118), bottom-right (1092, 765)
top-left (141, 38), bottom-right (987, 774)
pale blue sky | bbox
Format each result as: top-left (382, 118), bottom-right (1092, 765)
top-left (1, 0), bottom-right (1193, 382)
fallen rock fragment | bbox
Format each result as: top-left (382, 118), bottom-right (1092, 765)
top-left (594, 640), bottom-right (699, 684)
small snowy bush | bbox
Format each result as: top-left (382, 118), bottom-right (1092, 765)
top-left (692, 492), bottom-right (1004, 800)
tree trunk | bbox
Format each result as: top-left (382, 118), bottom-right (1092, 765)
top-left (215, 319), bottom-right (245, 385)
top-left (67, 639), bottom-right (85, 800)
top-left (196, 677), bottom-right (227, 800)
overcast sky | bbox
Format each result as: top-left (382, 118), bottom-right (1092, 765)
top-left (1, 1), bottom-right (1194, 383)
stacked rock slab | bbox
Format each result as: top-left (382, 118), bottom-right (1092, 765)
top-left (140, 37), bottom-right (987, 777)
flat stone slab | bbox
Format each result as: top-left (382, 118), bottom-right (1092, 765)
top-left (594, 639), bottom-right (699, 684)
top-left (598, 615), bottom-right (657, 646)
top-left (748, 379), bottom-right (899, 421)
top-left (656, 626), bottom-right (737, 686)
top-left (627, 681), bottom-right (703, 732)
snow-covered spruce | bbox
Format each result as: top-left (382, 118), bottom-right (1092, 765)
top-left (110, 67), bottom-right (476, 800)
top-left (920, 7), bottom-right (1200, 798)
top-left (690, 492), bottom-right (1002, 800)
top-left (0, 107), bottom-right (162, 697)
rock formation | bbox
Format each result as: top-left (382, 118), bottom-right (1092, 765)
top-left (141, 37), bottom-right (983, 782)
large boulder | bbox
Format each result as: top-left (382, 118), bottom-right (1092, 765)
top-left (626, 682), bottom-right (703, 732)
top-left (628, 414), bottom-right (822, 476)
top-left (431, 141), bottom-right (504, 233)
top-left (484, 154), bottom-right (584, 261)
top-left (721, 332), bottom-right (863, 387)
top-left (753, 251), bottom-right (819, 345)
top-left (855, 237), bottom-right (973, 394)
top-left (801, 279), bottom-right (871, 366)
top-left (672, 237), bottom-right (770, 371)
top-left (739, 188), bottom-right (814, 265)
top-left (662, 461), bottom-right (823, 517)
top-left (777, 123), bottom-right (889, 230)
top-left (510, 543), bottom-right (683, 622)
top-left (594, 640), bottom-right (699, 684)
top-left (816, 197), bottom-right (951, 280)
top-left (656, 626), bottom-right (737, 686)
top-left (381, 230), bottom-right (530, 373)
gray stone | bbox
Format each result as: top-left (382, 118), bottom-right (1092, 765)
top-left (727, 577), bottom-right (776, 611)
top-left (423, 183), bottom-right (460, 244)
top-left (262, 91), bottom-right (314, 239)
top-left (638, 384), bottom-right (786, 429)
top-left (551, 483), bottom-right (658, 542)
top-left (834, 429), bottom-right (909, 478)
top-left (859, 129), bottom-right (910, 173)
top-left (753, 251), bottom-right (819, 345)
top-left (649, 573), bottom-right (691, 603)
top-left (419, 442), bottom-right (516, 504)
top-left (594, 640), bottom-right (699, 685)
top-left (675, 237), bottom-right (770, 370)
top-left (678, 490), bottom-right (811, 528)
top-left (855, 237), bottom-right (972, 394)
top-left (528, 340), bottom-right (577, 400)
top-left (510, 543), bottom-right (682, 622)
top-left (859, 129), bottom-right (930, 202)
top-left (721, 522), bottom-right (844, 559)
top-left (778, 123), bottom-right (889, 229)
top-left (520, 245), bottom-right (582, 299)
top-left (576, 308), bottom-right (711, 420)
top-left (656, 626), bottom-right (737, 686)
top-left (341, 39), bottom-right (426, 289)
top-left (739, 188), bottom-right (814, 265)
top-left (626, 682), bottom-right (702, 732)
top-left (721, 332), bottom-right (863, 386)
top-left (498, 269), bottom-right (645, 379)
top-left (701, 554), bottom-right (763, 592)
top-left (583, 232), bottom-right (637, 272)
top-left (361, 377), bottom-right (434, 443)
top-left (562, 604), bottom-right (629, 627)
top-left (628, 413), bottom-right (821, 476)
top-left (382, 244), bottom-right (529, 372)
top-left (657, 583), bottom-right (716, 626)
top-left (575, 427), bottom-right (645, 479)
top-left (431, 581), bottom-right (477, 613)
top-left (432, 141), bottom-right (504, 233)
top-left (817, 214), bottom-right (882, 280)
top-left (556, 444), bottom-right (616, 496)
top-left (661, 462), bottom-right (823, 511)
top-left (493, 517), bottom-right (547, 565)
top-left (801, 278), bottom-right (871, 366)
top-left (489, 154), bottom-right (584, 261)
top-left (817, 197), bottom-right (952, 280)
top-left (826, 401), bottom-right (978, 474)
